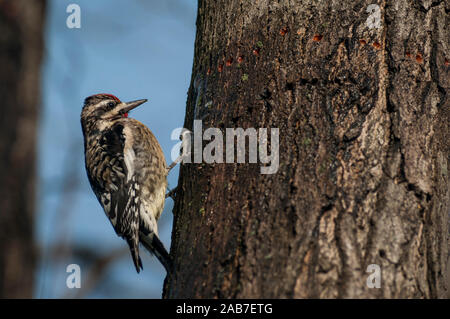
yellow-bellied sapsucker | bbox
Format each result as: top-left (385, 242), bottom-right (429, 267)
top-left (80, 93), bottom-right (171, 273)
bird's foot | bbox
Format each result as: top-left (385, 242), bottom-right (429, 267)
top-left (165, 186), bottom-right (178, 200)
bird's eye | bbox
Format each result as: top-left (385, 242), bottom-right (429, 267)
top-left (107, 102), bottom-right (115, 109)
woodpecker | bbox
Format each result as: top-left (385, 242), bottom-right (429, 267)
top-left (80, 93), bottom-right (171, 273)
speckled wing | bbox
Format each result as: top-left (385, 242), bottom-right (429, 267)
top-left (84, 122), bottom-right (142, 271)
top-left (123, 119), bottom-right (168, 228)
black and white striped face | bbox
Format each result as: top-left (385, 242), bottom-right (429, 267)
top-left (81, 94), bottom-right (125, 123)
top-left (80, 94), bottom-right (148, 127)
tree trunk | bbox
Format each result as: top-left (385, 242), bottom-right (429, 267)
top-left (0, 0), bottom-right (46, 298)
top-left (164, 0), bottom-right (448, 298)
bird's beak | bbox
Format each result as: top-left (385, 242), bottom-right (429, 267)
top-left (119, 99), bottom-right (148, 115)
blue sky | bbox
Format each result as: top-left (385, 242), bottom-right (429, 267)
top-left (36, 0), bottom-right (197, 298)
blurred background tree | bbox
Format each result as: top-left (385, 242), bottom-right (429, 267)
top-left (0, 0), bottom-right (46, 298)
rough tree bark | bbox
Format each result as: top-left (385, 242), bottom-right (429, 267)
top-left (164, 0), bottom-right (448, 298)
top-left (0, 0), bottom-right (46, 298)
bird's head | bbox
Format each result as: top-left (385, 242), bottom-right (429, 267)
top-left (81, 93), bottom-right (147, 128)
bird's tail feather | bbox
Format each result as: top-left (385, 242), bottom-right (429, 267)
top-left (139, 233), bottom-right (172, 273)
top-left (127, 238), bottom-right (143, 273)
